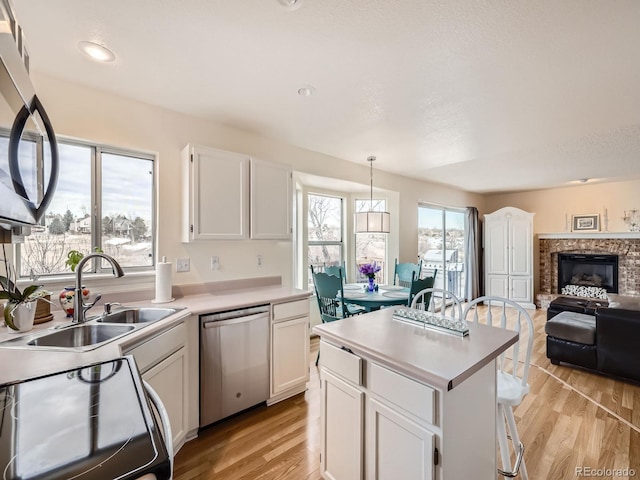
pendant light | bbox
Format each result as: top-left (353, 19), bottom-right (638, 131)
top-left (354, 156), bottom-right (390, 233)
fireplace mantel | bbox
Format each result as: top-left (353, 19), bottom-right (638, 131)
top-left (539, 232), bottom-right (640, 239)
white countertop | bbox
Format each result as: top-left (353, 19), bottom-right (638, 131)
top-left (313, 307), bottom-right (518, 391)
top-left (0, 285), bottom-right (310, 385)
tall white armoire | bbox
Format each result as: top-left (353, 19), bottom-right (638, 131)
top-left (484, 207), bottom-right (536, 309)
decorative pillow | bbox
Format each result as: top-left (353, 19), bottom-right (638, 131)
top-left (561, 284), bottom-right (608, 299)
top-left (606, 294), bottom-right (640, 310)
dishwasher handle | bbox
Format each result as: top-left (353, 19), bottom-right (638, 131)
top-left (202, 311), bottom-right (269, 328)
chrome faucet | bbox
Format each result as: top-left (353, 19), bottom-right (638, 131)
top-left (73, 253), bottom-right (125, 323)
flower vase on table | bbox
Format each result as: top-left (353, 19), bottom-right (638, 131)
top-left (359, 261), bottom-right (381, 293)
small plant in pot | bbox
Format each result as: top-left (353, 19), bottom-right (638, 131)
top-left (0, 275), bottom-right (47, 332)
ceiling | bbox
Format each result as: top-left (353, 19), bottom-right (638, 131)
top-left (13, 0), bottom-right (640, 194)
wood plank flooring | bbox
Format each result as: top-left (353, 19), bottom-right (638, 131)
top-left (174, 308), bottom-right (640, 479)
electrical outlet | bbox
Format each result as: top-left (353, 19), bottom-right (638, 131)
top-left (176, 257), bottom-right (190, 272)
top-left (256, 255), bottom-right (263, 268)
top-left (211, 256), bottom-right (220, 270)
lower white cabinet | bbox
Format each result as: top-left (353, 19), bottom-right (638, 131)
top-left (124, 321), bottom-right (189, 453)
top-left (272, 316), bottom-right (309, 394)
top-left (319, 339), bottom-right (498, 480)
top-left (321, 370), bottom-right (364, 480)
top-left (269, 299), bottom-right (310, 404)
top-left (366, 398), bottom-right (435, 480)
top-left (142, 346), bottom-right (187, 447)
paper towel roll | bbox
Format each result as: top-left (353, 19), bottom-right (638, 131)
top-left (152, 258), bottom-right (174, 303)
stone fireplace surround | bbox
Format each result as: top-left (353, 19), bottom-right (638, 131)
top-left (538, 234), bottom-right (640, 307)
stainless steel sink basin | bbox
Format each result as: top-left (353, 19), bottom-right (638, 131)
top-left (27, 324), bottom-right (135, 349)
top-left (96, 307), bottom-right (178, 324)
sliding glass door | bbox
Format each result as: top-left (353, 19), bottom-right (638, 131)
top-left (418, 205), bottom-right (466, 298)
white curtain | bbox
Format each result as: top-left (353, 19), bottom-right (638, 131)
top-left (464, 207), bottom-right (481, 301)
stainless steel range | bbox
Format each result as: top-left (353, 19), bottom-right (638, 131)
top-left (0, 356), bottom-right (171, 480)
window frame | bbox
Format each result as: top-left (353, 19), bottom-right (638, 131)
top-left (417, 202), bottom-right (466, 298)
top-left (15, 135), bottom-right (157, 279)
top-left (307, 192), bottom-right (344, 289)
top-left (354, 197), bottom-right (388, 283)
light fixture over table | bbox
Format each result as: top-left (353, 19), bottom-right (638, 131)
top-left (354, 156), bottom-right (390, 233)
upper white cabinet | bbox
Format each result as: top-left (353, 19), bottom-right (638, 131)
top-left (182, 145), bottom-right (249, 241)
top-left (182, 145), bottom-right (292, 242)
top-left (250, 158), bottom-right (292, 239)
top-left (484, 206), bottom-right (535, 308)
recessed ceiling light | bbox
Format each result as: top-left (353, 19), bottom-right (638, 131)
top-left (78, 41), bottom-right (116, 62)
top-left (277, 0), bottom-right (303, 10)
top-left (297, 85), bottom-right (315, 97)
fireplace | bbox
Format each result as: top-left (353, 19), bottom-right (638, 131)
top-left (557, 253), bottom-right (618, 293)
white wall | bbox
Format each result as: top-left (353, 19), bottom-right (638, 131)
top-left (485, 179), bottom-right (640, 234)
top-left (32, 72), bottom-right (484, 290)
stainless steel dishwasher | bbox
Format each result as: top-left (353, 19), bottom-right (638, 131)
top-left (200, 304), bottom-right (270, 427)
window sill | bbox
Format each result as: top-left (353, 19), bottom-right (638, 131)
top-left (17, 270), bottom-right (156, 295)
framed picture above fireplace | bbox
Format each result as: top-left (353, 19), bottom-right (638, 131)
top-left (571, 213), bottom-right (600, 232)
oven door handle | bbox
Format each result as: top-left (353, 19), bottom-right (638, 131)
top-left (143, 380), bottom-right (174, 478)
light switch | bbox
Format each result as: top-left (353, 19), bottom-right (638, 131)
top-left (211, 256), bottom-right (220, 270)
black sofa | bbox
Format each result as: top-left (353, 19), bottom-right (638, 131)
top-left (546, 296), bottom-right (640, 383)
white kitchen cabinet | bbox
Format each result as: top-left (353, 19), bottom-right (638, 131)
top-left (182, 144), bottom-right (292, 241)
top-left (124, 321), bottom-right (189, 453)
top-left (321, 370), bottom-right (364, 480)
top-left (269, 299), bottom-right (309, 404)
top-left (319, 339), bottom-right (498, 480)
top-left (484, 206), bottom-right (535, 308)
top-left (250, 158), bottom-right (292, 240)
top-left (143, 346), bottom-right (187, 448)
top-left (366, 398), bottom-right (435, 480)
top-left (182, 144), bottom-right (250, 241)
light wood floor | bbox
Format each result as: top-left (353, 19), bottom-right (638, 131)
top-left (174, 308), bottom-right (640, 479)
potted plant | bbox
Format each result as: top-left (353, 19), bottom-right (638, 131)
top-left (0, 274), bottom-right (47, 332)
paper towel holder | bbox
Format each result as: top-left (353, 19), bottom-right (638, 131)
top-left (152, 256), bottom-right (175, 303)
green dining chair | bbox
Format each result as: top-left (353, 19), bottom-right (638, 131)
top-left (311, 265), bottom-right (364, 365)
top-left (407, 272), bottom-right (436, 309)
top-left (324, 262), bottom-right (347, 283)
top-left (312, 266), bottom-right (348, 323)
top-left (394, 259), bottom-right (422, 288)
top-left (320, 263), bottom-right (365, 316)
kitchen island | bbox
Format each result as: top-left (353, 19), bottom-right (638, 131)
top-left (313, 307), bottom-right (518, 480)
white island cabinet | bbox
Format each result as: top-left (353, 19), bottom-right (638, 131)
top-left (313, 308), bottom-right (518, 480)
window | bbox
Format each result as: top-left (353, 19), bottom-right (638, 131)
top-left (17, 139), bottom-right (155, 278)
top-left (354, 199), bottom-right (387, 282)
top-left (418, 205), bottom-right (466, 298)
top-left (307, 194), bottom-right (343, 287)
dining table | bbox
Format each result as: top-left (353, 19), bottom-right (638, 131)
top-left (340, 283), bottom-right (410, 312)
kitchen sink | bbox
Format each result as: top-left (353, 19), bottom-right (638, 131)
top-left (0, 306), bottom-right (184, 352)
top-left (26, 324), bottom-right (135, 349)
top-left (96, 307), bottom-right (178, 324)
